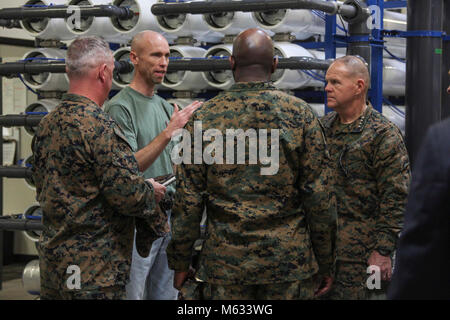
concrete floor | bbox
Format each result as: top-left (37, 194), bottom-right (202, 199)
top-left (0, 263), bottom-right (39, 300)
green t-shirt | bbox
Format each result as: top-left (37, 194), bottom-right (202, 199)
top-left (104, 86), bottom-right (175, 187)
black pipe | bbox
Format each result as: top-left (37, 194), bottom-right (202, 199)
top-left (0, 19), bottom-right (21, 29)
top-left (151, 0), bottom-right (357, 19)
top-left (0, 114), bottom-right (44, 127)
top-left (0, 219), bottom-right (43, 232)
top-left (167, 56), bottom-right (331, 72)
top-left (406, 0), bottom-right (444, 165)
top-left (442, 1), bottom-right (450, 120)
top-left (0, 60), bottom-right (133, 77)
top-left (343, 0), bottom-right (371, 67)
top-left (0, 166), bottom-right (33, 179)
top-left (0, 5), bottom-right (134, 20)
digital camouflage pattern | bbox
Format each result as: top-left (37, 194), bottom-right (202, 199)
top-left (321, 104), bottom-right (410, 262)
top-left (320, 104), bottom-right (410, 298)
top-left (167, 82), bottom-right (337, 286)
top-left (32, 93), bottom-right (167, 295)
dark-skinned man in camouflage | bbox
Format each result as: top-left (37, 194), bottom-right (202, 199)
top-left (166, 28), bottom-right (337, 300)
top-left (321, 56), bottom-right (411, 300)
top-left (32, 36), bottom-right (168, 300)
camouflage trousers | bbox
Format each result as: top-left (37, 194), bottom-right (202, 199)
top-left (180, 278), bottom-right (316, 300)
top-left (40, 284), bottom-right (126, 300)
top-left (324, 261), bottom-right (387, 300)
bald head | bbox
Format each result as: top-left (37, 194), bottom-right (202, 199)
top-left (331, 55), bottom-right (371, 95)
top-left (231, 28), bottom-right (276, 81)
top-left (131, 30), bottom-right (168, 55)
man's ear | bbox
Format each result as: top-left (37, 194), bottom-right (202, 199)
top-left (229, 56), bottom-right (236, 71)
top-left (356, 79), bottom-right (365, 95)
top-left (98, 64), bottom-right (108, 83)
top-left (271, 56), bottom-right (278, 74)
top-left (130, 50), bottom-right (138, 65)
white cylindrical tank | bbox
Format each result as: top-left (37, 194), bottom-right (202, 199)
top-left (20, 0), bottom-right (75, 40)
top-left (24, 99), bottom-right (59, 136)
top-left (384, 11), bottom-right (407, 59)
top-left (156, 0), bottom-right (223, 43)
top-left (252, 9), bottom-right (325, 40)
top-left (383, 58), bottom-right (405, 97)
top-left (162, 46), bottom-right (212, 91)
top-left (110, 0), bottom-right (176, 44)
top-left (201, 44), bottom-right (234, 90)
top-left (202, 1), bottom-right (261, 37)
top-left (383, 104), bottom-right (405, 133)
top-left (22, 259), bottom-right (40, 296)
top-left (21, 204), bottom-right (42, 242)
top-left (112, 46), bottom-right (133, 90)
top-left (65, 0), bottom-right (119, 42)
top-left (272, 42), bottom-right (317, 90)
top-left (21, 48), bottom-right (69, 92)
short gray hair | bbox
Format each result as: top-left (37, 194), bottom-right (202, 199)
top-left (66, 36), bottom-right (113, 78)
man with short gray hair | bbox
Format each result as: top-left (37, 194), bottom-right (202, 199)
top-left (32, 36), bottom-right (168, 299)
top-left (321, 55), bottom-right (411, 299)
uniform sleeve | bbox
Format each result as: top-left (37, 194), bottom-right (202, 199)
top-left (105, 103), bottom-right (138, 152)
top-left (90, 123), bottom-right (160, 221)
top-left (373, 127), bottom-right (411, 254)
top-left (298, 112), bottom-right (337, 276)
top-left (166, 118), bottom-right (206, 272)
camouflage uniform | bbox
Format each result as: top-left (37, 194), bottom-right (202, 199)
top-left (32, 93), bottom-right (167, 299)
top-left (166, 82), bottom-right (336, 300)
top-left (320, 104), bottom-right (410, 300)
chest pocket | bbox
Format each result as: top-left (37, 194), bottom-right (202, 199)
top-left (339, 139), bottom-right (375, 181)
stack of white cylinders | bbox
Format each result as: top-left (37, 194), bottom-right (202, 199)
top-left (65, 0), bottom-right (120, 42)
top-left (162, 46), bottom-right (212, 91)
top-left (21, 48), bottom-right (69, 92)
top-left (24, 99), bottom-right (60, 135)
top-left (110, 0), bottom-right (177, 44)
top-left (20, 0), bottom-right (74, 40)
top-left (155, 0), bottom-right (223, 43)
top-left (384, 10), bottom-right (407, 59)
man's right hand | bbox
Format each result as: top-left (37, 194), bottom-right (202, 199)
top-left (146, 178), bottom-right (166, 204)
top-left (164, 101), bottom-right (203, 139)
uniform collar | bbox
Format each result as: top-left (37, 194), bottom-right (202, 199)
top-left (323, 102), bottom-right (373, 134)
top-left (61, 93), bottom-right (99, 107)
top-left (228, 81), bottom-right (276, 92)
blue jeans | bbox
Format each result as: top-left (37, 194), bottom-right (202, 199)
top-left (126, 231), bottom-right (178, 300)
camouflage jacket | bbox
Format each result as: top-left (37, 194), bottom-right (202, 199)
top-left (321, 104), bottom-right (410, 263)
top-left (32, 93), bottom-right (167, 291)
top-left (167, 82), bottom-right (336, 285)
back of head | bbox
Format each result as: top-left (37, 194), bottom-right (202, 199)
top-left (232, 28), bottom-right (275, 79)
top-left (332, 55), bottom-right (371, 96)
top-left (66, 36), bottom-right (112, 79)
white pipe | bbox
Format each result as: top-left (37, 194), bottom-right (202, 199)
top-left (22, 48), bottom-right (69, 92)
top-left (201, 44), bottom-right (234, 90)
top-left (162, 46), bottom-right (212, 91)
top-left (383, 58), bottom-right (405, 97)
top-left (202, 7), bottom-right (263, 36)
top-left (272, 42), bottom-right (316, 89)
top-left (22, 259), bottom-right (40, 295)
top-left (110, 0), bottom-right (177, 44)
top-left (22, 204), bottom-right (42, 242)
top-left (24, 99), bottom-right (59, 136)
top-left (65, 0), bottom-right (120, 42)
top-left (112, 46), bottom-right (133, 90)
top-left (253, 9), bottom-right (327, 40)
top-left (156, 0), bottom-right (223, 43)
top-left (19, 0), bottom-right (74, 40)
